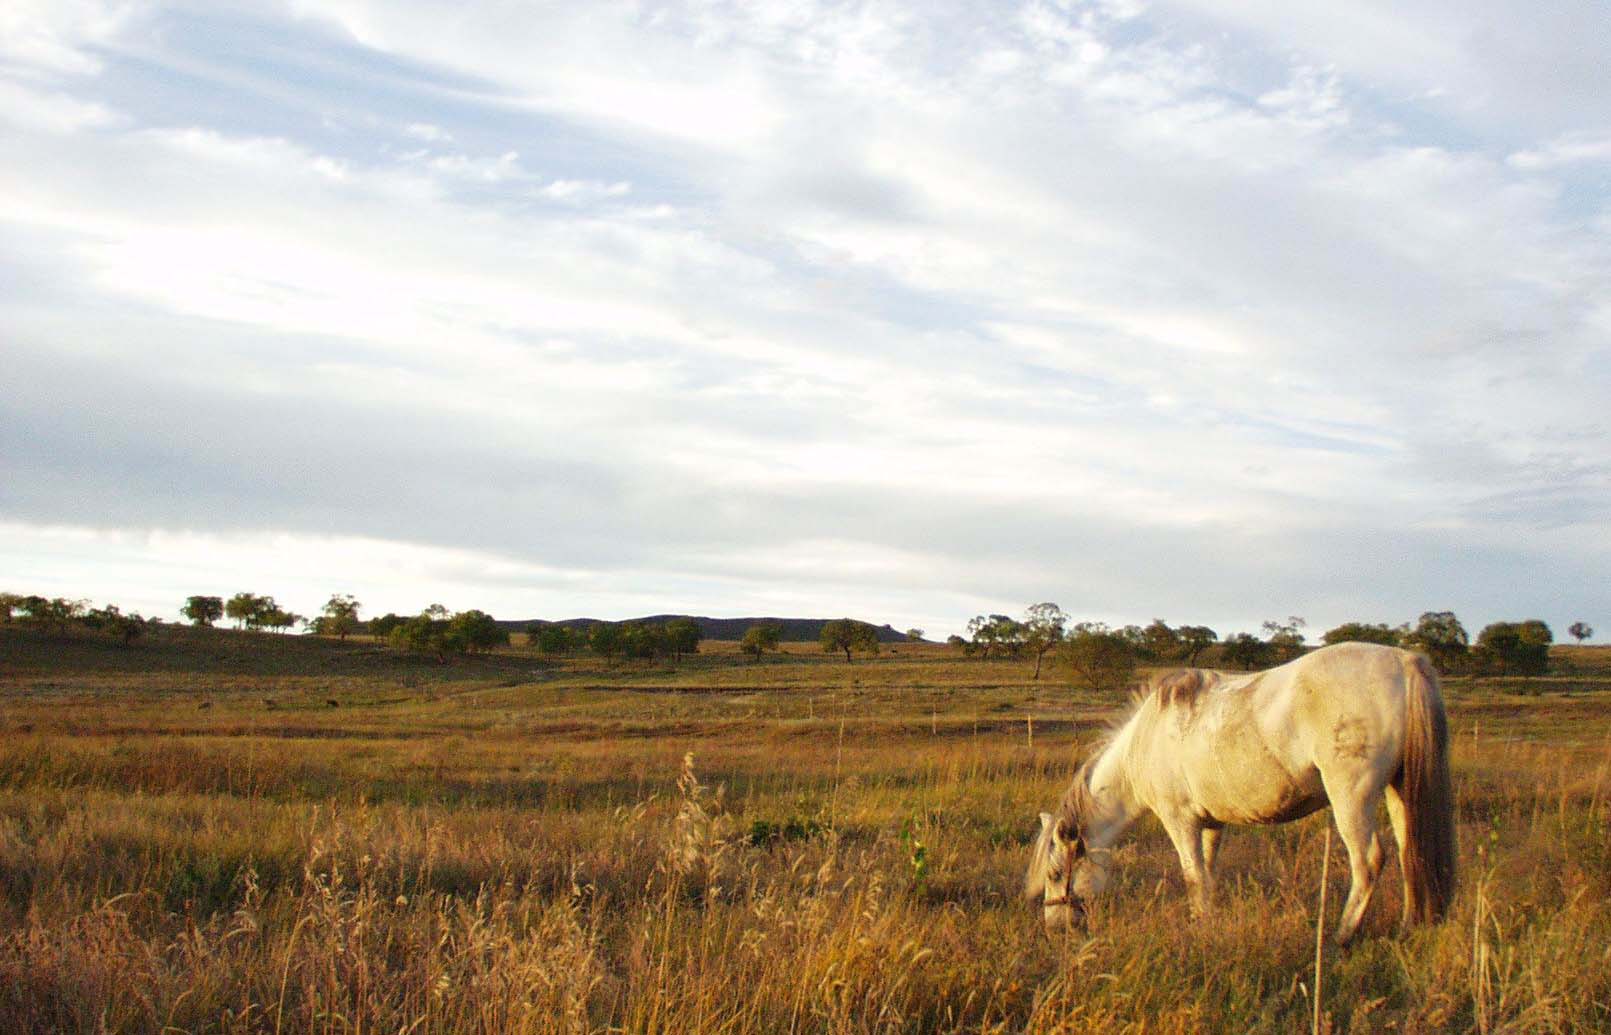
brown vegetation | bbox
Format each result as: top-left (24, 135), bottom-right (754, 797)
top-left (0, 626), bottom-right (1608, 1033)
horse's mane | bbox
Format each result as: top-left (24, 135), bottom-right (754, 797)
top-left (1058, 669), bottom-right (1222, 823)
top-left (1150, 668), bottom-right (1220, 709)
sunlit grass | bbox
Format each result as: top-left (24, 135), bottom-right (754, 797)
top-left (1, 627), bottom-right (1608, 1032)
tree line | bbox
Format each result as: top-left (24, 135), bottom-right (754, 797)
top-left (951, 604), bottom-right (1590, 690)
top-left (4, 588), bottom-right (1594, 686)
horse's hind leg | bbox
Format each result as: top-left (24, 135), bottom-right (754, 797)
top-left (1383, 784), bottom-right (1411, 927)
top-left (1325, 780), bottom-right (1384, 946)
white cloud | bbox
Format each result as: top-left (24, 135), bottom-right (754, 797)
top-left (403, 120), bottom-right (450, 142)
top-left (2, 0), bottom-right (1609, 637)
top-left (0, 77), bottom-right (121, 132)
top-left (538, 178), bottom-right (631, 203)
top-left (0, 0), bottom-right (140, 78)
top-left (1507, 132), bottom-right (1611, 170)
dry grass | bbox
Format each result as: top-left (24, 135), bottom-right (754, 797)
top-left (1, 627), bottom-right (1609, 1033)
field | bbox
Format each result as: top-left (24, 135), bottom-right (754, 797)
top-left (1, 627), bottom-right (1609, 1034)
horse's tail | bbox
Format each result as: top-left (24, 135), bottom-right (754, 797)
top-left (1396, 652), bottom-right (1456, 924)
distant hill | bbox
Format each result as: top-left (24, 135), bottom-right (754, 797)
top-left (505, 615), bottom-right (911, 643)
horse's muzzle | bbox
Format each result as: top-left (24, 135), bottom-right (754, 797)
top-left (1042, 895), bottom-right (1087, 934)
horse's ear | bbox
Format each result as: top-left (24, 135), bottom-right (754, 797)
top-left (1038, 812), bottom-right (1054, 834)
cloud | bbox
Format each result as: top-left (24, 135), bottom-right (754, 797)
top-left (1507, 132), bottom-right (1611, 170)
top-left (403, 120), bottom-right (450, 142)
top-left (2, 1), bottom-right (1609, 638)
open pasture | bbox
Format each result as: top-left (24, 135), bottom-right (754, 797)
top-left (1, 628), bottom-right (1608, 1034)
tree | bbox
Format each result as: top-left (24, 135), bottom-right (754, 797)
top-left (447, 609), bottom-right (509, 653)
top-left (1020, 602), bottom-right (1068, 680)
top-left (1176, 625), bottom-right (1218, 664)
top-left (1473, 620), bottom-right (1551, 677)
top-left (392, 611), bottom-right (449, 659)
top-left (1221, 632), bottom-right (1275, 670)
top-left (588, 623), bottom-right (624, 664)
top-left (17, 596), bottom-right (87, 634)
top-left (181, 595), bottom-right (224, 627)
top-left (1321, 622), bottom-right (1403, 647)
top-left (905, 628), bottom-right (925, 642)
top-left (225, 592), bottom-right (275, 631)
top-left (945, 634), bottom-right (967, 651)
top-left (619, 621), bottom-right (668, 660)
top-left (740, 622), bottom-right (783, 662)
top-left (1403, 611), bottom-right (1468, 673)
top-left (666, 618), bottom-right (703, 661)
top-left (1262, 616), bottom-right (1307, 662)
top-left (319, 594), bottom-right (362, 641)
top-left (369, 613), bottom-right (407, 640)
top-left (261, 607), bottom-right (300, 634)
top-left (966, 614), bottom-right (1024, 658)
top-left (821, 619), bottom-right (880, 662)
top-left (1568, 621), bottom-right (1593, 644)
top-left (0, 592), bottom-right (22, 623)
top-left (1138, 619), bottom-right (1184, 662)
top-left (1058, 622), bottom-right (1137, 693)
top-left (83, 604), bottom-right (147, 645)
top-left (530, 624), bottom-right (574, 656)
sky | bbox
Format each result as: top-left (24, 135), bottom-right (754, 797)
top-left (2, 1), bottom-right (1608, 641)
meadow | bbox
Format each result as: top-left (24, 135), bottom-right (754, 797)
top-left (0, 626), bottom-right (1608, 1034)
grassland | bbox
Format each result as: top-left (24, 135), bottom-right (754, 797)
top-left (1, 626), bottom-right (1608, 1034)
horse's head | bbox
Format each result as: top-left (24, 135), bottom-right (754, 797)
top-left (1028, 810), bottom-right (1089, 933)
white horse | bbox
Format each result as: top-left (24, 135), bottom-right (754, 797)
top-left (1026, 642), bottom-right (1455, 945)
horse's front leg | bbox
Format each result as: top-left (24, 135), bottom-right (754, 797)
top-left (1201, 826), bottom-right (1223, 875)
top-left (1163, 817), bottom-right (1212, 916)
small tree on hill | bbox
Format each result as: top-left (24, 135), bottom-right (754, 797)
top-left (83, 605), bottom-right (147, 645)
top-left (392, 611), bottom-right (449, 659)
top-left (1474, 620), bottom-right (1552, 677)
top-left (741, 622), bottom-right (783, 662)
top-left (821, 619), bottom-right (880, 662)
top-left (589, 623), bottom-right (624, 665)
top-left (369, 613), bottom-right (407, 640)
top-left (1137, 619), bottom-right (1184, 662)
top-left (666, 618), bottom-right (702, 661)
top-left (262, 607), bottom-right (300, 634)
top-left (1176, 625), bottom-right (1218, 664)
top-left (225, 592), bottom-right (274, 631)
top-left (1262, 616), bottom-right (1307, 662)
top-left (181, 595), bottom-right (224, 627)
top-left (1058, 622), bottom-right (1136, 693)
top-left (1021, 602), bottom-right (1068, 680)
top-left (446, 609), bottom-right (508, 653)
top-left (619, 622), bottom-right (668, 660)
top-left (966, 614), bottom-right (1023, 658)
top-left (1321, 622), bottom-right (1403, 647)
top-left (18, 596), bottom-right (88, 634)
top-left (905, 628), bottom-right (925, 642)
top-left (530, 624), bottom-right (574, 656)
top-left (1404, 611), bottom-right (1468, 673)
top-left (1568, 621), bottom-right (1593, 644)
top-left (1221, 632), bottom-right (1274, 670)
top-left (318, 594), bottom-right (362, 641)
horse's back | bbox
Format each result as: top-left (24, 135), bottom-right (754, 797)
top-left (1156, 643), bottom-right (1420, 825)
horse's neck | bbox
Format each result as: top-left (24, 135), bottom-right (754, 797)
top-left (1083, 725), bottom-right (1146, 848)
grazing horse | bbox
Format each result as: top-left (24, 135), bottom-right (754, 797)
top-left (1026, 642), bottom-right (1455, 945)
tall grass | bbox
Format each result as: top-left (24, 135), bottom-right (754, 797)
top-left (1, 632), bottom-right (1609, 1032)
